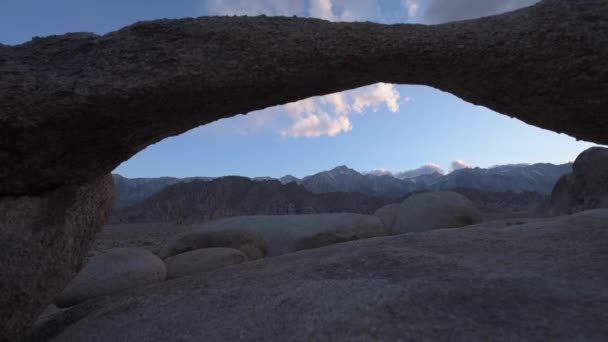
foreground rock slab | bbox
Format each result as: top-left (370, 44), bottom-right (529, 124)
top-left (1, 0), bottom-right (608, 195)
top-left (33, 209), bottom-right (608, 341)
top-left (0, 175), bottom-right (114, 341)
top-left (55, 247), bottom-right (166, 308)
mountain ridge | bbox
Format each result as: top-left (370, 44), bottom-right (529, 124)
top-left (113, 162), bottom-right (571, 209)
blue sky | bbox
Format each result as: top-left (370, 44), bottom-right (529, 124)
top-left (1, 0), bottom-right (600, 178)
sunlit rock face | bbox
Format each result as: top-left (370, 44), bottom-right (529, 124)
top-left (0, 0), bottom-right (607, 196)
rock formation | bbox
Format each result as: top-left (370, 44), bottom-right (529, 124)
top-left (1, 0), bottom-right (607, 338)
top-left (550, 146), bottom-right (608, 214)
top-left (30, 210), bottom-right (608, 341)
top-left (158, 230), bottom-right (269, 261)
top-left (0, 175), bottom-right (114, 341)
top-left (162, 213), bottom-right (387, 257)
top-left (1, 0), bottom-right (607, 196)
top-left (375, 191), bottom-right (481, 234)
top-left (55, 247), bottom-right (167, 308)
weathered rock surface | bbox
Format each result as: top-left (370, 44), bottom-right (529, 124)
top-left (158, 229), bottom-right (269, 260)
top-left (378, 191), bottom-right (482, 234)
top-left (0, 175), bottom-right (114, 341)
top-left (164, 248), bottom-right (247, 279)
top-left (55, 247), bottom-right (166, 308)
top-left (1, 0), bottom-right (607, 196)
top-left (550, 146), bottom-right (608, 214)
top-left (373, 203), bottom-right (400, 230)
top-left (32, 209), bottom-right (608, 341)
top-left (163, 213), bottom-right (387, 257)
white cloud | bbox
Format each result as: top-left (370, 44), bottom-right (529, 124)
top-left (280, 83), bottom-right (402, 138)
top-left (320, 92), bottom-right (349, 115)
top-left (402, 0), bottom-right (420, 17)
top-left (284, 112), bottom-right (352, 137)
top-left (450, 160), bottom-right (471, 171)
top-left (368, 168), bottom-right (392, 176)
top-left (395, 163), bottom-right (445, 179)
top-left (201, 83), bottom-right (404, 138)
top-left (308, 0), bottom-right (336, 20)
top-left (352, 83), bottom-right (400, 113)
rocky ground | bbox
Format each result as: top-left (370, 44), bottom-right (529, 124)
top-left (31, 209), bottom-right (608, 341)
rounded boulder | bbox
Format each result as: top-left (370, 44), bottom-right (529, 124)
top-left (391, 191), bottom-right (481, 234)
top-left (158, 230), bottom-right (269, 260)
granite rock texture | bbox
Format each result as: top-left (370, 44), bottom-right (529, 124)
top-left (0, 175), bottom-right (114, 341)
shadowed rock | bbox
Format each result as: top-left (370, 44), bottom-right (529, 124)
top-left (550, 146), bottom-right (608, 214)
top-left (55, 247), bottom-right (167, 308)
top-left (30, 210), bottom-right (608, 341)
top-left (0, 175), bottom-right (114, 341)
top-left (159, 229), bottom-right (269, 260)
top-left (376, 191), bottom-right (482, 234)
top-left (1, 0), bottom-right (607, 196)
top-left (161, 213), bottom-right (387, 257)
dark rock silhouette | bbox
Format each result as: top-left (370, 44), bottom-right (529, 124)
top-left (0, 175), bottom-right (114, 341)
top-left (113, 174), bottom-right (212, 209)
top-left (550, 147), bottom-right (608, 214)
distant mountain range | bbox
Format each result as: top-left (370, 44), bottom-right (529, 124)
top-left (110, 177), bottom-right (388, 224)
top-left (113, 162), bottom-right (571, 210)
top-left (113, 174), bottom-right (213, 208)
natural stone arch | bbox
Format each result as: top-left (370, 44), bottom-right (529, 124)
top-left (1, 0), bottom-right (607, 196)
top-left (0, 0), bottom-right (607, 339)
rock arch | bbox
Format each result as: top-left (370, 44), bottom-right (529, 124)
top-left (1, 0), bottom-right (607, 196)
top-left (0, 0), bottom-right (607, 339)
